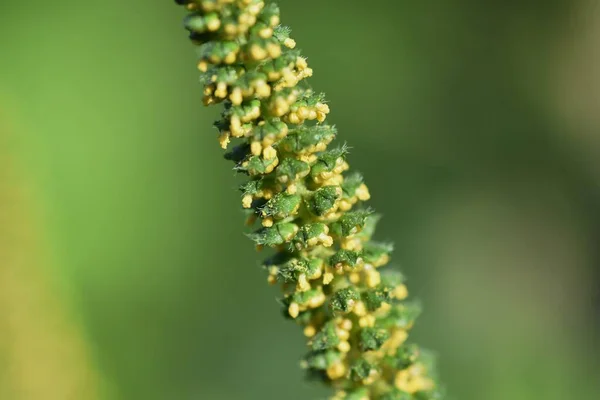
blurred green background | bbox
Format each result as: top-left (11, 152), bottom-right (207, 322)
top-left (1, 0), bottom-right (599, 399)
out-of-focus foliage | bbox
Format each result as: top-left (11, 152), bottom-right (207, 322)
top-left (0, 114), bottom-right (103, 400)
top-left (0, 1), bottom-right (599, 399)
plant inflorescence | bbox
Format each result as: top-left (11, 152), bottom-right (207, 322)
top-left (174, 1), bottom-right (442, 398)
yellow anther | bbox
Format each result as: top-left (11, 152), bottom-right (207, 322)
top-left (297, 273), bottom-right (310, 292)
top-left (262, 217), bottom-right (274, 227)
top-left (224, 23), bottom-right (237, 35)
top-left (264, 158), bottom-right (278, 174)
top-left (338, 199), bottom-right (353, 211)
top-left (284, 38), bottom-right (297, 49)
top-left (247, 2), bottom-right (264, 15)
top-left (336, 328), bottom-right (350, 341)
top-left (320, 234), bottom-right (334, 247)
top-left (266, 43), bottom-right (282, 58)
top-left (297, 106), bottom-right (310, 120)
top-left (250, 141), bottom-right (262, 156)
top-left (230, 87), bottom-right (243, 105)
top-left (242, 194), bottom-right (253, 209)
top-left (254, 80), bottom-right (271, 97)
top-left (215, 82), bottom-right (228, 98)
top-left (395, 364), bottom-right (434, 394)
top-left (356, 183), bottom-right (371, 201)
top-left (303, 325), bottom-right (317, 337)
top-left (365, 269), bottom-right (381, 288)
top-left (382, 330), bottom-right (408, 355)
top-left (250, 44), bottom-right (268, 60)
top-left (262, 146), bottom-right (277, 160)
top-left (300, 68), bottom-right (313, 79)
top-left (286, 184), bottom-right (297, 195)
top-left (308, 292), bottom-right (326, 308)
top-left (337, 341), bottom-right (351, 353)
top-left (206, 18), bottom-right (221, 32)
top-left (258, 27), bottom-right (273, 39)
top-left (238, 13), bottom-right (256, 27)
top-left (340, 319), bottom-right (353, 331)
top-left (393, 284), bottom-right (408, 300)
top-left (282, 68), bottom-right (298, 85)
top-left (197, 60), bottom-right (209, 72)
top-left (358, 315), bottom-right (375, 328)
top-left (326, 362), bottom-right (346, 380)
top-left (296, 57), bottom-right (308, 70)
top-left (288, 302), bottom-right (300, 318)
top-left (353, 301), bottom-right (367, 317)
top-left (218, 132), bottom-right (231, 149)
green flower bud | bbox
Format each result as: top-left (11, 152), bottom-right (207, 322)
top-left (260, 192), bottom-right (301, 219)
top-left (329, 209), bottom-right (372, 237)
top-left (330, 287), bottom-right (360, 313)
top-left (377, 302), bottom-right (423, 330)
top-left (306, 186), bottom-right (341, 217)
top-left (310, 322), bottom-right (341, 351)
top-left (248, 222), bottom-right (297, 246)
top-left (359, 327), bottom-right (390, 351)
top-left (329, 249), bottom-right (363, 269)
top-left (275, 157), bottom-right (310, 183)
top-left (293, 222), bottom-right (332, 250)
top-left (350, 358), bottom-right (377, 382)
top-left (303, 350), bottom-right (342, 371)
top-left (362, 286), bottom-right (393, 312)
top-left (278, 125), bottom-right (337, 154)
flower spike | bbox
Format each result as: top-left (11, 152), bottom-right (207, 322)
top-left (173, 1), bottom-right (443, 399)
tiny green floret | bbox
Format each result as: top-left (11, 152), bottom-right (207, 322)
top-left (174, 1), bottom-right (442, 398)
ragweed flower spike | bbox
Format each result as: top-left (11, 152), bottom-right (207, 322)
top-left (174, 1), bottom-right (443, 398)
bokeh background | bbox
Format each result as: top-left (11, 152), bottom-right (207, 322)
top-left (1, 0), bottom-right (599, 399)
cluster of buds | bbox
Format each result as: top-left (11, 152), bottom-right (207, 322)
top-left (175, 1), bottom-right (442, 399)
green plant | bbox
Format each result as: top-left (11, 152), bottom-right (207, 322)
top-left (174, 1), bottom-right (442, 398)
